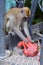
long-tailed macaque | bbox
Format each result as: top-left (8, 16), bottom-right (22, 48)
top-left (4, 7), bottom-right (34, 43)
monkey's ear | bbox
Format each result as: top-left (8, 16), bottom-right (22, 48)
top-left (22, 7), bottom-right (31, 16)
top-left (27, 9), bottom-right (31, 16)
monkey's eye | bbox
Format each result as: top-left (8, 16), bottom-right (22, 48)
top-left (20, 10), bottom-right (24, 13)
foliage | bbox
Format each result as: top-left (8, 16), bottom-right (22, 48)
top-left (24, 0), bottom-right (43, 24)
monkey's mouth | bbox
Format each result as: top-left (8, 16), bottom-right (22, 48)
top-left (22, 17), bottom-right (28, 22)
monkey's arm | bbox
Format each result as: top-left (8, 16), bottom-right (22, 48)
top-left (13, 26), bottom-right (28, 43)
top-left (23, 22), bottom-right (34, 42)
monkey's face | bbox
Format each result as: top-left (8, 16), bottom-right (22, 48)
top-left (18, 10), bottom-right (28, 22)
top-left (18, 7), bottom-right (31, 23)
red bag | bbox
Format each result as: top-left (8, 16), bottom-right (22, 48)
top-left (17, 40), bottom-right (38, 57)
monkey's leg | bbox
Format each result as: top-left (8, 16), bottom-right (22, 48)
top-left (23, 22), bottom-right (35, 42)
top-left (13, 26), bottom-right (28, 43)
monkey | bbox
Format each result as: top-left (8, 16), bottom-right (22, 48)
top-left (3, 7), bottom-right (34, 43)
